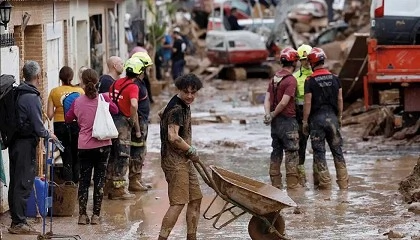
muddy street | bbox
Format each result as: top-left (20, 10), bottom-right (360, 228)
top-left (1, 79), bottom-right (420, 240)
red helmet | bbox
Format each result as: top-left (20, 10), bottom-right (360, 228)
top-left (307, 47), bottom-right (327, 66)
top-left (279, 47), bottom-right (299, 62)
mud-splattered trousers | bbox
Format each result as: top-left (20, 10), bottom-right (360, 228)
top-left (78, 146), bottom-right (110, 216)
top-left (269, 115), bottom-right (300, 189)
top-left (107, 114), bottom-right (132, 188)
top-left (130, 118), bottom-right (148, 179)
top-left (309, 110), bottom-right (348, 189)
top-left (296, 104), bottom-right (309, 165)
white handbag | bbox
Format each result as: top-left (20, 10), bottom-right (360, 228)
top-left (92, 94), bottom-right (119, 140)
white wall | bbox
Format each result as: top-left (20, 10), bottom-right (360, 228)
top-left (46, 21), bottom-right (64, 94)
top-left (118, 1), bottom-right (128, 60)
top-left (0, 46), bottom-right (20, 213)
top-left (69, 0), bottom-right (90, 81)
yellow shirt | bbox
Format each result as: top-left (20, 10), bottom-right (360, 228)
top-left (48, 85), bottom-right (84, 122)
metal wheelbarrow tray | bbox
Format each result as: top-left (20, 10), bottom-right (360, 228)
top-left (193, 160), bottom-right (297, 240)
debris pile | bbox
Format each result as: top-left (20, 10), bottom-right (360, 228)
top-left (342, 98), bottom-right (420, 143)
top-left (399, 157), bottom-right (420, 203)
top-left (287, 0), bottom-right (370, 45)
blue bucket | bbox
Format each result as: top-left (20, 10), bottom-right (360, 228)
top-left (25, 177), bottom-right (49, 217)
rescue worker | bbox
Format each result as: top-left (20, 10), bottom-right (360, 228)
top-left (293, 44), bottom-right (313, 186)
top-left (303, 47), bottom-right (349, 190)
top-left (8, 61), bottom-right (57, 234)
top-left (263, 47), bottom-right (301, 190)
top-left (128, 51), bottom-right (154, 191)
top-left (106, 58), bottom-right (143, 200)
top-left (158, 73), bottom-right (203, 240)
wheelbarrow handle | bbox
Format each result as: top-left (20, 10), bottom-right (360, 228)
top-left (193, 159), bottom-right (228, 200)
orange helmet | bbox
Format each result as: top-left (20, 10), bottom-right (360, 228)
top-left (307, 47), bottom-right (327, 67)
top-left (279, 47), bottom-right (299, 63)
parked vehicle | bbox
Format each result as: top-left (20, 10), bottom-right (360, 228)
top-left (370, 0), bottom-right (420, 45)
top-left (309, 21), bottom-right (348, 46)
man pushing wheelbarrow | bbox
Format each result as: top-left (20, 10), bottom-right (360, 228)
top-left (158, 73), bottom-right (297, 240)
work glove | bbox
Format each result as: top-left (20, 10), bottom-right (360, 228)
top-left (186, 145), bottom-right (199, 162)
top-left (302, 120), bottom-right (309, 136)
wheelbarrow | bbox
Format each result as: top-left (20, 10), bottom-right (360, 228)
top-left (193, 160), bottom-right (297, 240)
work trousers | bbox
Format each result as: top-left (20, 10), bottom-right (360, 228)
top-left (107, 115), bottom-right (132, 186)
top-left (130, 119), bottom-right (148, 179)
top-left (310, 110), bottom-right (346, 172)
top-left (8, 137), bottom-right (38, 225)
top-left (78, 146), bottom-right (110, 216)
top-left (296, 104), bottom-right (309, 165)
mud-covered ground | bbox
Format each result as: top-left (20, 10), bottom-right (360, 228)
top-left (1, 79), bottom-right (419, 240)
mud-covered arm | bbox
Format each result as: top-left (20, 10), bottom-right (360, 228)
top-left (168, 124), bottom-right (190, 152)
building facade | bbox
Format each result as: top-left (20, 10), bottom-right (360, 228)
top-left (0, 0), bottom-right (127, 213)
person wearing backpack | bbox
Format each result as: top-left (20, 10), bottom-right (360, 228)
top-left (47, 66), bottom-right (84, 184)
top-left (106, 57), bottom-right (143, 200)
top-left (7, 61), bottom-right (57, 235)
top-left (65, 68), bottom-right (118, 225)
top-left (263, 47), bottom-right (301, 190)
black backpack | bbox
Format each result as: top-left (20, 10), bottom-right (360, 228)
top-left (0, 74), bottom-right (24, 149)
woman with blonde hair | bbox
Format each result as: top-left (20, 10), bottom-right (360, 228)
top-left (66, 68), bottom-right (118, 225)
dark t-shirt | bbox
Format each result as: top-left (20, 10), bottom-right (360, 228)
top-left (160, 95), bottom-right (191, 170)
top-left (98, 75), bottom-right (115, 94)
top-left (171, 38), bottom-right (186, 62)
top-left (304, 68), bottom-right (341, 117)
top-left (266, 70), bottom-right (297, 118)
top-left (134, 79), bottom-right (150, 121)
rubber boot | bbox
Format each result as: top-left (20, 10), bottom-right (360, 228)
top-left (128, 176), bottom-right (149, 192)
top-left (297, 164), bottom-right (307, 186)
top-left (269, 162), bottom-right (283, 189)
top-left (335, 162), bottom-right (349, 190)
top-left (108, 181), bottom-right (136, 200)
top-left (285, 163), bottom-right (300, 189)
top-left (317, 170), bottom-right (332, 190)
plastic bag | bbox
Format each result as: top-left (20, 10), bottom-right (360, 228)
top-left (92, 94), bottom-right (118, 140)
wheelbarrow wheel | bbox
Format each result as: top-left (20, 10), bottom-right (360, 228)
top-left (248, 212), bottom-right (285, 240)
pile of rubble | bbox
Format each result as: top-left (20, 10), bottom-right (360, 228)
top-left (342, 96), bottom-right (420, 143)
top-left (286, 0), bottom-right (371, 74)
